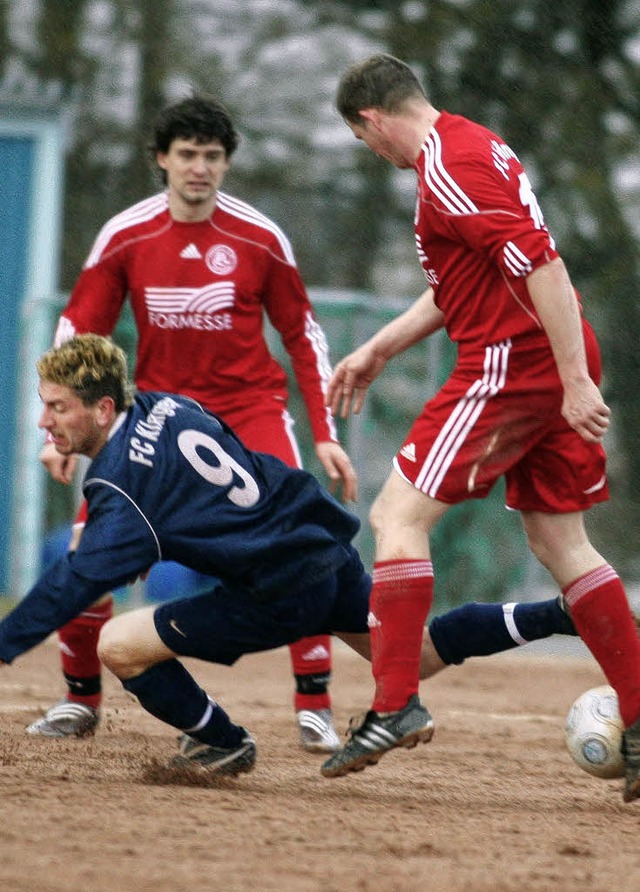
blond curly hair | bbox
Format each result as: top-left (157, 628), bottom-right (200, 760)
top-left (37, 334), bottom-right (134, 412)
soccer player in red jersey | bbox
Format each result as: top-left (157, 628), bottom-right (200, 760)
top-left (32, 96), bottom-right (356, 754)
top-left (322, 54), bottom-right (640, 803)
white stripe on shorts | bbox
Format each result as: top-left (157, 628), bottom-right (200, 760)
top-left (414, 340), bottom-right (511, 498)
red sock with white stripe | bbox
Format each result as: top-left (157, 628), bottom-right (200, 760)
top-left (370, 559), bottom-right (434, 713)
top-left (563, 565), bottom-right (640, 726)
top-left (58, 598), bottom-right (114, 710)
top-left (289, 636), bottom-right (332, 711)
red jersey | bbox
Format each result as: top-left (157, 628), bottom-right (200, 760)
top-left (56, 191), bottom-right (337, 443)
top-left (414, 111), bottom-right (565, 349)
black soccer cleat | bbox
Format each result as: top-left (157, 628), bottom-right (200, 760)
top-left (171, 729), bottom-right (256, 776)
top-left (321, 694), bottom-right (434, 778)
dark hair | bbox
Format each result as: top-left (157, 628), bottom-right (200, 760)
top-left (151, 95), bottom-right (240, 158)
top-left (336, 54), bottom-right (426, 123)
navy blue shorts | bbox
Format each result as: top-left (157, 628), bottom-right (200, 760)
top-left (153, 547), bottom-right (371, 665)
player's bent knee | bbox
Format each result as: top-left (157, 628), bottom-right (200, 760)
top-left (98, 607), bottom-right (175, 679)
top-left (97, 618), bottom-right (135, 678)
top-left (369, 495), bottom-right (402, 539)
top-left (98, 610), bottom-right (152, 677)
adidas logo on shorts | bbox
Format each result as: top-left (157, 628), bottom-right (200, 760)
top-left (400, 442), bottom-right (417, 462)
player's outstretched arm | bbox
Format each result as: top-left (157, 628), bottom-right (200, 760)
top-left (314, 441), bottom-right (358, 503)
top-left (326, 287), bottom-right (444, 419)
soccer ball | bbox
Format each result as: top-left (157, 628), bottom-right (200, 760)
top-left (564, 685), bottom-right (625, 779)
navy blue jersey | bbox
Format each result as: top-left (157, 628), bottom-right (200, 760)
top-left (0, 392), bottom-right (359, 662)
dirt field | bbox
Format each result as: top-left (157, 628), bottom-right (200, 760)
top-left (0, 635), bottom-right (638, 892)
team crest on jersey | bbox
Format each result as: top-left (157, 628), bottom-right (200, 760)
top-left (206, 244), bottom-right (237, 275)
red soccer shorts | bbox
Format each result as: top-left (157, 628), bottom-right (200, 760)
top-left (216, 396), bottom-right (303, 469)
top-left (394, 323), bottom-right (608, 513)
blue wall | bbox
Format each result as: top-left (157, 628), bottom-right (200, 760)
top-left (0, 135), bottom-right (34, 590)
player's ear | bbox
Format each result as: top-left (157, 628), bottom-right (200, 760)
top-left (359, 108), bottom-right (384, 131)
top-left (95, 396), bottom-right (116, 428)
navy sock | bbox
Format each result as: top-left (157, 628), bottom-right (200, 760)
top-left (429, 598), bottom-right (570, 665)
top-left (512, 598), bottom-right (574, 640)
top-left (122, 660), bottom-right (244, 747)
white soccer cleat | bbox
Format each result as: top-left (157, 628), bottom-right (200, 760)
top-left (25, 698), bottom-right (99, 738)
top-left (297, 708), bottom-right (341, 753)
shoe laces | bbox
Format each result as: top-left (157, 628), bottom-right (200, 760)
top-left (346, 710), bottom-right (374, 739)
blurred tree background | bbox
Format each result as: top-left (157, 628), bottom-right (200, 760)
top-left (1, 0), bottom-right (639, 605)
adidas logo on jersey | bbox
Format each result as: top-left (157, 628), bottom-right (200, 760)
top-left (302, 644), bottom-right (330, 662)
top-left (180, 243), bottom-right (202, 259)
top-left (399, 442), bottom-right (417, 462)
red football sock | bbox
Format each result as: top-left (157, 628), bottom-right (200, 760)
top-left (290, 635), bottom-right (332, 711)
top-left (370, 559), bottom-right (434, 713)
top-left (563, 565), bottom-right (640, 726)
top-left (58, 598), bottom-right (114, 710)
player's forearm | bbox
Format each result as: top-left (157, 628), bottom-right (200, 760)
top-left (527, 258), bottom-right (590, 385)
top-left (0, 559), bottom-right (109, 664)
top-left (289, 353), bottom-right (340, 443)
top-left (368, 287), bottom-right (444, 361)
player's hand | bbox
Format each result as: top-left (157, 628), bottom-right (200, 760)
top-left (561, 378), bottom-right (611, 442)
top-left (40, 441), bottom-right (78, 485)
top-left (315, 441), bottom-right (358, 503)
top-left (326, 345), bottom-right (388, 418)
